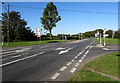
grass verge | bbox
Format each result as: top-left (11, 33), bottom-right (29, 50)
top-left (69, 52), bottom-right (119, 81)
top-left (1, 40), bottom-right (69, 47)
top-left (94, 38), bottom-right (119, 44)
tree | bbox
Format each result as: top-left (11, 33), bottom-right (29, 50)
top-left (106, 30), bottom-right (113, 38)
top-left (2, 11), bottom-right (36, 42)
top-left (41, 2), bottom-right (61, 40)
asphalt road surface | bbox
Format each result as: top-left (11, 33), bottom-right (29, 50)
top-left (1, 38), bottom-right (118, 82)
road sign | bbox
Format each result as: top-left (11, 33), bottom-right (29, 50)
top-left (36, 28), bottom-right (42, 37)
top-left (103, 34), bottom-right (109, 37)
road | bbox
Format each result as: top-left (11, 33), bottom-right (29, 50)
top-left (1, 38), bottom-right (118, 82)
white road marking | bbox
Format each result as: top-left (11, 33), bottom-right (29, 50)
top-left (103, 48), bottom-right (110, 50)
top-left (50, 73), bottom-right (60, 80)
top-left (78, 59), bottom-right (82, 62)
top-left (70, 67), bottom-right (77, 73)
top-left (90, 46), bottom-right (93, 49)
top-left (85, 50), bottom-right (89, 55)
top-left (74, 56), bottom-right (78, 59)
top-left (11, 55), bottom-right (22, 58)
top-left (55, 48), bottom-right (66, 50)
top-left (81, 57), bottom-right (84, 60)
top-left (66, 62), bottom-right (72, 66)
top-left (60, 66), bottom-right (67, 71)
top-left (74, 63), bottom-right (79, 67)
top-left (0, 52), bottom-right (44, 67)
top-left (59, 47), bottom-right (73, 54)
top-left (85, 46), bottom-right (89, 49)
top-left (0, 51), bottom-right (15, 55)
top-left (71, 59), bottom-right (75, 62)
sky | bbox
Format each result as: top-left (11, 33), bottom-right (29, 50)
top-left (2, 2), bottom-right (118, 35)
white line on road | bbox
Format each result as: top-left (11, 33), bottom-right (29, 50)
top-left (50, 73), bottom-right (60, 80)
top-left (74, 63), bottom-right (79, 67)
top-left (0, 52), bottom-right (44, 67)
top-left (70, 67), bottom-right (77, 73)
top-left (66, 62), bottom-right (72, 66)
top-left (59, 47), bottom-right (73, 55)
top-left (81, 56), bottom-right (84, 60)
top-left (71, 59), bottom-right (75, 62)
top-left (11, 55), bottom-right (22, 58)
top-left (84, 50), bottom-right (89, 55)
top-left (74, 56), bottom-right (78, 59)
top-left (78, 59), bottom-right (83, 62)
top-left (60, 66), bottom-right (67, 71)
top-left (55, 48), bottom-right (66, 50)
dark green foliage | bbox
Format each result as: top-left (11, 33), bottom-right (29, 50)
top-left (2, 11), bottom-right (36, 42)
top-left (41, 2), bottom-right (61, 40)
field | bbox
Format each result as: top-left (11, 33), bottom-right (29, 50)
top-left (1, 40), bottom-right (68, 47)
top-left (69, 52), bottom-right (119, 82)
top-left (94, 38), bottom-right (119, 44)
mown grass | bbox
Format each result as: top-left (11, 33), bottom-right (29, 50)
top-left (69, 52), bottom-right (119, 81)
top-left (69, 69), bottom-right (117, 82)
top-left (94, 38), bottom-right (119, 44)
top-left (1, 40), bottom-right (69, 47)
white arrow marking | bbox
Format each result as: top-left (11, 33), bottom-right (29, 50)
top-left (59, 47), bottom-right (73, 54)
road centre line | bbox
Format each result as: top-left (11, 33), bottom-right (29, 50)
top-left (50, 73), bottom-right (60, 80)
top-left (60, 66), bottom-right (67, 71)
top-left (78, 59), bottom-right (83, 62)
top-left (70, 67), bottom-right (77, 73)
top-left (0, 52), bottom-right (44, 67)
top-left (74, 63), bottom-right (79, 67)
top-left (66, 62), bottom-right (72, 66)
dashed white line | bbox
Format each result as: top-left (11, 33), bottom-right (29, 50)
top-left (85, 50), bottom-right (89, 55)
top-left (78, 59), bottom-right (83, 62)
top-left (74, 56), bottom-right (78, 59)
top-left (50, 73), bottom-right (60, 80)
top-left (71, 59), bottom-right (75, 62)
top-left (0, 52), bottom-right (44, 67)
top-left (70, 67), bottom-right (77, 73)
top-left (81, 56), bottom-right (84, 60)
top-left (66, 62), bottom-right (72, 66)
top-left (74, 63), bottom-right (79, 67)
top-left (60, 66), bottom-right (67, 71)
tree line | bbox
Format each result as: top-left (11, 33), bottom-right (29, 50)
top-left (83, 29), bottom-right (120, 39)
top-left (2, 11), bottom-right (37, 42)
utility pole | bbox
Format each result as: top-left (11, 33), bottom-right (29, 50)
top-left (7, 4), bottom-right (10, 45)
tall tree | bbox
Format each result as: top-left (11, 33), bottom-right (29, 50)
top-left (2, 11), bottom-right (36, 41)
top-left (41, 2), bottom-right (61, 40)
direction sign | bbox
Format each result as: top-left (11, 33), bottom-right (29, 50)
top-left (36, 28), bottom-right (42, 37)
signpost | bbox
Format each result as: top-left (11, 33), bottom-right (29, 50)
top-left (103, 29), bottom-right (109, 46)
top-left (36, 28), bottom-right (42, 42)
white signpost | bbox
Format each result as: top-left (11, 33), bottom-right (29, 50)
top-left (103, 29), bottom-right (109, 46)
top-left (36, 28), bottom-right (42, 42)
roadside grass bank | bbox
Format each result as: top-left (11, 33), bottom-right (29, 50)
top-left (1, 40), bottom-right (69, 47)
top-left (69, 52), bottom-right (119, 82)
top-left (94, 38), bottom-right (119, 44)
